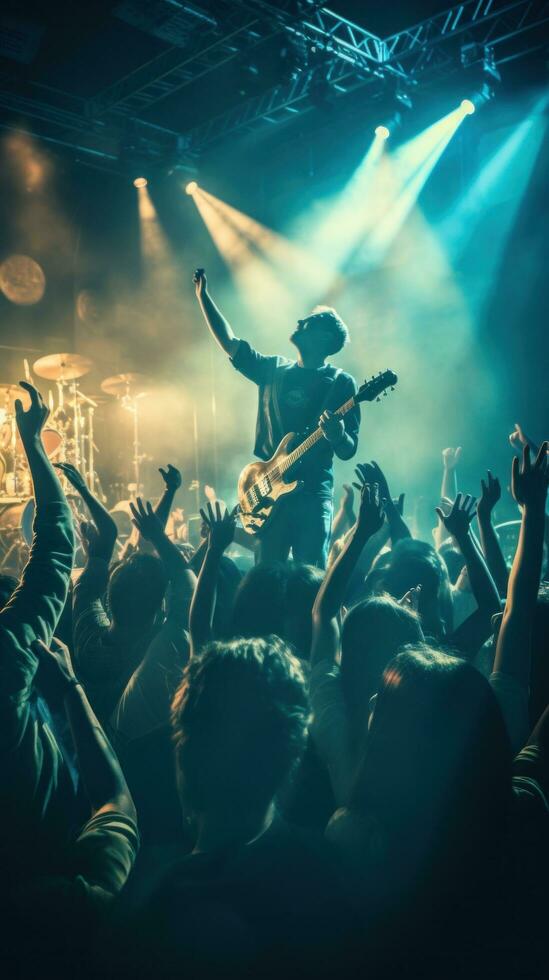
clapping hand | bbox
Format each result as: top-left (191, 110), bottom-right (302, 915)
top-left (442, 447), bottom-right (462, 470)
top-left (356, 483), bottom-right (384, 537)
top-left (54, 462), bottom-right (88, 495)
top-left (511, 442), bottom-right (549, 509)
top-left (200, 501), bottom-right (238, 554)
top-left (129, 497), bottom-right (165, 543)
top-left (159, 464), bottom-right (182, 493)
top-left (477, 470), bottom-right (501, 520)
top-left (435, 493), bottom-right (477, 542)
top-left (15, 381), bottom-right (49, 445)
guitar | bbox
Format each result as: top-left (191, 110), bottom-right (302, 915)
top-left (237, 369), bottom-right (398, 536)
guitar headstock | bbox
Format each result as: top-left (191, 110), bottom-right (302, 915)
top-left (357, 370), bottom-right (398, 404)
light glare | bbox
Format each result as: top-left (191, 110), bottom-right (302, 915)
top-left (461, 99), bottom-right (475, 116)
top-left (375, 125), bottom-right (390, 140)
top-left (186, 181), bottom-right (198, 195)
top-left (133, 177), bottom-right (148, 188)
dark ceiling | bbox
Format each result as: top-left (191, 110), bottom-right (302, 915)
top-left (0, 1), bottom-right (547, 173)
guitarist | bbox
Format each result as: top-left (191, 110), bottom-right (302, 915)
top-left (193, 268), bottom-right (360, 567)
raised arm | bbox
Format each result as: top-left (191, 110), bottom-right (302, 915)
top-left (154, 464), bottom-right (182, 529)
top-left (509, 422), bottom-right (539, 458)
top-left (434, 447), bottom-right (462, 549)
top-left (34, 638), bottom-right (134, 819)
top-left (476, 470), bottom-right (509, 597)
top-left (311, 483), bottom-right (384, 668)
top-left (193, 268), bottom-right (240, 357)
top-left (189, 502), bottom-right (237, 657)
top-left (331, 484), bottom-right (356, 544)
top-left (1, 382), bottom-right (74, 645)
top-left (493, 443), bottom-right (548, 687)
top-left (436, 493), bottom-right (501, 621)
top-left (55, 462), bottom-right (117, 563)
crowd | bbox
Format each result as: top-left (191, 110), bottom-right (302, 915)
top-left (1, 380), bottom-right (548, 979)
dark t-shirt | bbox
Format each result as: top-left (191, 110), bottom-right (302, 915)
top-left (125, 817), bottom-right (355, 979)
top-left (231, 341), bottom-right (360, 496)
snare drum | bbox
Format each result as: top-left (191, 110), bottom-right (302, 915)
top-left (0, 498), bottom-right (34, 545)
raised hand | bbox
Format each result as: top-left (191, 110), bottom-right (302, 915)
top-left (204, 484), bottom-right (217, 503)
top-left (129, 497), bottom-right (165, 542)
top-left (509, 423), bottom-right (527, 450)
top-left (15, 381), bottom-right (49, 445)
top-left (435, 493), bottom-right (477, 542)
top-left (398, 584), bottom-right (422, 612)
top-left (199, 501), bottom-right (238, 554)
top-left (33, 636), bottom-right (78, 693)
top-left (80, 520), bottom-right (101, 558)
top-left (442, 447), bottom-right (462, 470)
top-left (353, 460), bottom-right (390, 503)
top-left (54, 461), bottom-right (88, 494)
top-left (356, 483), bottom-right (384, 537)
top-left (511, 442), bottom-right (549, 508)
top-left (159, 464), bottom-right (182, 492)
top-left (193, 267), bottom-right (207, 299)
top-left (477, 470), bottom-right (501, 520)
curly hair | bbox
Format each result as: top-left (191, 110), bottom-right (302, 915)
top-left (171, 636), bottom-right (310, 821)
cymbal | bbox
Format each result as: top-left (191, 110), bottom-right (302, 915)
top-left (33, 353), bottom-right (93, 382)
top-left (100, 373), bottom-right (150, 397)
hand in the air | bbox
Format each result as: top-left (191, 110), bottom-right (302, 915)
top-left (129, 497), bottom-right (165, 542)
top-left (511, 442), bottom-right (548, 509)
top-left (15, 381), bottom-right (49, 445)
top-left (200, 501), bottom-right (238, 555)
top-left (193, 268), bottom-right (207, 299)
top-left (435, 493), bottom-right (477, 543)
top-left (398, 584), bottom-right (422, 612)
top-left (33, 636), bottom-right (78, 693)
top-left (159, 464), bottom-right (182, 493)
top-left (442, 447), bottom-right (462, 470)
top-left (204, 484), bottom-right (217, 503)
top-left (509, 423), bottom-right (527, 450)
top-left (356, 483), bottom-right (385, 537)
top-left (353, 460), bottom-right (390, 504)
top-left (319, 410), bottom-right (345, 446)
top-left (477, 470), bottom-right (501, 520)
top-left (54, 462), bottom-right (88, 494)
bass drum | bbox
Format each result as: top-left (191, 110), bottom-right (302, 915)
top-left (0, 498), bottom-right (35, 546)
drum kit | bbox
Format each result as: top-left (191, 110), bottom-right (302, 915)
top-left (0, 353), bottom-right (151, 572)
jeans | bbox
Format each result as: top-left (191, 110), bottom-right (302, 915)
top-left (256, 491), bottom-right (333, 569)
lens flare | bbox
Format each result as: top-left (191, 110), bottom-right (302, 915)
top-left (460, 99), bottom-right (475, 116)
top-left (186, 181), bottom-right (198, 195)
top-left (133, 177), bottom-right (148, 188)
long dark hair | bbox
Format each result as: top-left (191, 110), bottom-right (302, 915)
top-left (351, 646), bottom-right (513, 891)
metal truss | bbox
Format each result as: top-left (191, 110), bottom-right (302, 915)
top-left (187, 0), bottom-right (549, 149)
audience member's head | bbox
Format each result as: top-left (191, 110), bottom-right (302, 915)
top-left (230, 562), bottom-right (321, 659)
top-left (108, 553), bottom-right (168, 632)
top-left (438, 543), bottom-right (466, 585)
top-left (340, 595), bottom-right (424, 747)
top-left (172, 636), bottom-right (310, 840)
top-left (283, 564), bottom-right (323, 659)
top-left (378, 539), bottom-right (453, 638)
top-left (353, 646), bottom-right (512, 877)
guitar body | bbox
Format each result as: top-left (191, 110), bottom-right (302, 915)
top-left (236, 369), bottom-right (398, 537)
top-left (238, 433), bottom-right (300, 536)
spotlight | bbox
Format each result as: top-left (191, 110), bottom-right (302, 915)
top-left (186, 180), bottom-right (198, 195)
top-left (375, 125), bottom-right (390, 140)
top-left (460, 99), bottom-right (475, 115)
top-left (133, 177), bottom-right (148, 188)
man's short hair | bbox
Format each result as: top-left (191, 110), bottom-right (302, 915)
top-left (171, 636), bottom-right (310, 821)
top-left (311, 305), bottom-right (350, 355)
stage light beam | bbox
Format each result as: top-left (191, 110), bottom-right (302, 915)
top-left (460, 99), bottom-right (475, 115)
top-left (133, 177), bottom-right (148, 188)
top-left (375, 124), bottom-right (390, 140)
top-left (186, 181), bottom-right (198, 195)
